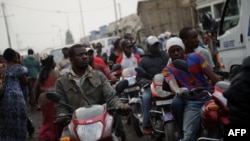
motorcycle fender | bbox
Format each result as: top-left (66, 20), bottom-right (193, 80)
top-left (220, 116), bottom-right (229, 125)
top-left (129, 97), bottom-right (141, 104)
top-left (164, 112), bottom-right (174, 122)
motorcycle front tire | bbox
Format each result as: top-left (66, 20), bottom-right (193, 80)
top-left (131, 104), bottom-right (143, 137)
top-left (164, 121), bottom-right (178, 141)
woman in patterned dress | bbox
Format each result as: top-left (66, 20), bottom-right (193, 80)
top-left (0, 48), bottom-right (29, 141)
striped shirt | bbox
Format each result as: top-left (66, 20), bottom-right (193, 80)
top-left (162, 53), bottom-right (213, 100)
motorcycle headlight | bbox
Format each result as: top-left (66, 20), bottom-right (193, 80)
top-left (60, 137), bottom-right (71, 141)
top-left (76, 122), bottom-right (103, 141)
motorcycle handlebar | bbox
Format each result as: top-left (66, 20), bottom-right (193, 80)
top-left (189, 87), bottom-right (211, 96)
top-left (107, 107), bottom-right (130, 116)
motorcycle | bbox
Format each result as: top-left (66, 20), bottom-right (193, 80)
top-left (197, 81), bottom-right (230, 141)
top-left (150, 73), bottom-right (178, 141)
top-left (111, 64), bottom-right (144, 137)
top-left (135, 67), bottom-right (178, 141)
top-left (172, 59), bottom-right (229, 141)
top-left (45, 79), bottom-right (129, 141)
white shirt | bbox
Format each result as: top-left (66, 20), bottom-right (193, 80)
top-left (120, 53), bottom-right (138, 70)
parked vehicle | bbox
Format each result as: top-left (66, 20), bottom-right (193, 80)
top-left (45, 80), bottom-right (129, 141)
top-left (41, 44), bottom-right (74, 63)
top-left (217, 0), bottom-right (250, 79)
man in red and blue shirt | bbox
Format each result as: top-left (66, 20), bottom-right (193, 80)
top-left (162, 37), bottom-right (220, 141)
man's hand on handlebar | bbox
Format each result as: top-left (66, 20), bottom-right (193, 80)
top-left (138, 79), bottom-right (151, 87)
top-left (176, 87), bottom-right (189, 98)
top-left (55, 113), bottom-right (70, 127)
top-left (117, 103), bottom-right (131, 116)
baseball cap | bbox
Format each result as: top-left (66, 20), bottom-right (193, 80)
top-left (121, 39), bottom-right (135, 48)
top-left (146, 36), bottom-right (160, 46)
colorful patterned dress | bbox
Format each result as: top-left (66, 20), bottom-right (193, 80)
top-left (0, 64), bottom-right (27, 141)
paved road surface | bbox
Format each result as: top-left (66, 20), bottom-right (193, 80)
top-left (25, 106), bottom-right (154, 141)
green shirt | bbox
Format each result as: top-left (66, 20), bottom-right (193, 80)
top-left (23, 55), bottom-right (41, 78)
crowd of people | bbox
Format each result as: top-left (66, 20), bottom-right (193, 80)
top-left (0, 27), bottom-right (249, 141)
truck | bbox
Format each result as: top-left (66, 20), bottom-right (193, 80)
top-left (137, 0), bottom-right (198, 43)
top-left (217, 0), bottom-right (250, 78)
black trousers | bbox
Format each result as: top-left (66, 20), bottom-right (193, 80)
top-left (27, 117), bottom-right (35, 136)
top-left (113, 114), bottom-right (126, 141)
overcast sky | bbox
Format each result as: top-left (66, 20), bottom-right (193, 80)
top-left (0, 0), bottom-right (140, 53)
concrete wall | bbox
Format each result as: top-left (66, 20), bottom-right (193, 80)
top-left (137, 0), bottom-right (197, 37)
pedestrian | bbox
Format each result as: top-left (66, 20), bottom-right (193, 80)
top-left (15, 52), bottom-right (35, 138)
top-left (0, 48), bottom-right (29, 141)
top-left (136, 35), bottom-right (169, 135)
top-left (23, 48), bottom-right (41, 108)
top-left (0, 49), bottom-right (6, 95)
top-left (35, 54), bottom-right (63, 141)
top-left (56, 47), bottom-right (71, 75)
top-left (0, 50), bottom-right (5, 64)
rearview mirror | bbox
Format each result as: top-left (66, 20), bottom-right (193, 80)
top-left (173, 59), bottom-right (188, 72)
top-left (135, 67), bottom-right (153, 80)
top-left (115, 79), bottom-right (129, 93)
top-left (135, 67), bottom-right (146, 75)
top-left (46, 92), bottom-right (61, 103)
top-left (111, 64), bottom-right (121, 72)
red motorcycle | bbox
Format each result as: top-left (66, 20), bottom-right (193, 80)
top-left (46, 80), bottom-right (129, 141)
top-left (135, 67), bottom-right (178, 141)
top-left (111, 64), bottom-right (144, 137)
top-left (149, 73), bottom-right (178, 141)
top-left (198, 81), bottom-right (230, 141)
top-left (172, 59), bottom-right (230, 141)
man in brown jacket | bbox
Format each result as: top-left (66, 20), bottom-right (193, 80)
top-left (55, 44), bottom-right (130, 140)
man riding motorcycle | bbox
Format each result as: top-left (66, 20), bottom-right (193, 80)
top-left (136, 36), bottom-right (169, 135)
top-left (55, 44), bottom-right (131, 141)
top-left (162, 37), bottom-right (221, 141)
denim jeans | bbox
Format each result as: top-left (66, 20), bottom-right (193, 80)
top-left (171, 95), bottom-right (210, 141)
top-left (141, 87), bottom-right (152, 127)
top-left (171, 96), bottom-right (185, 139)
